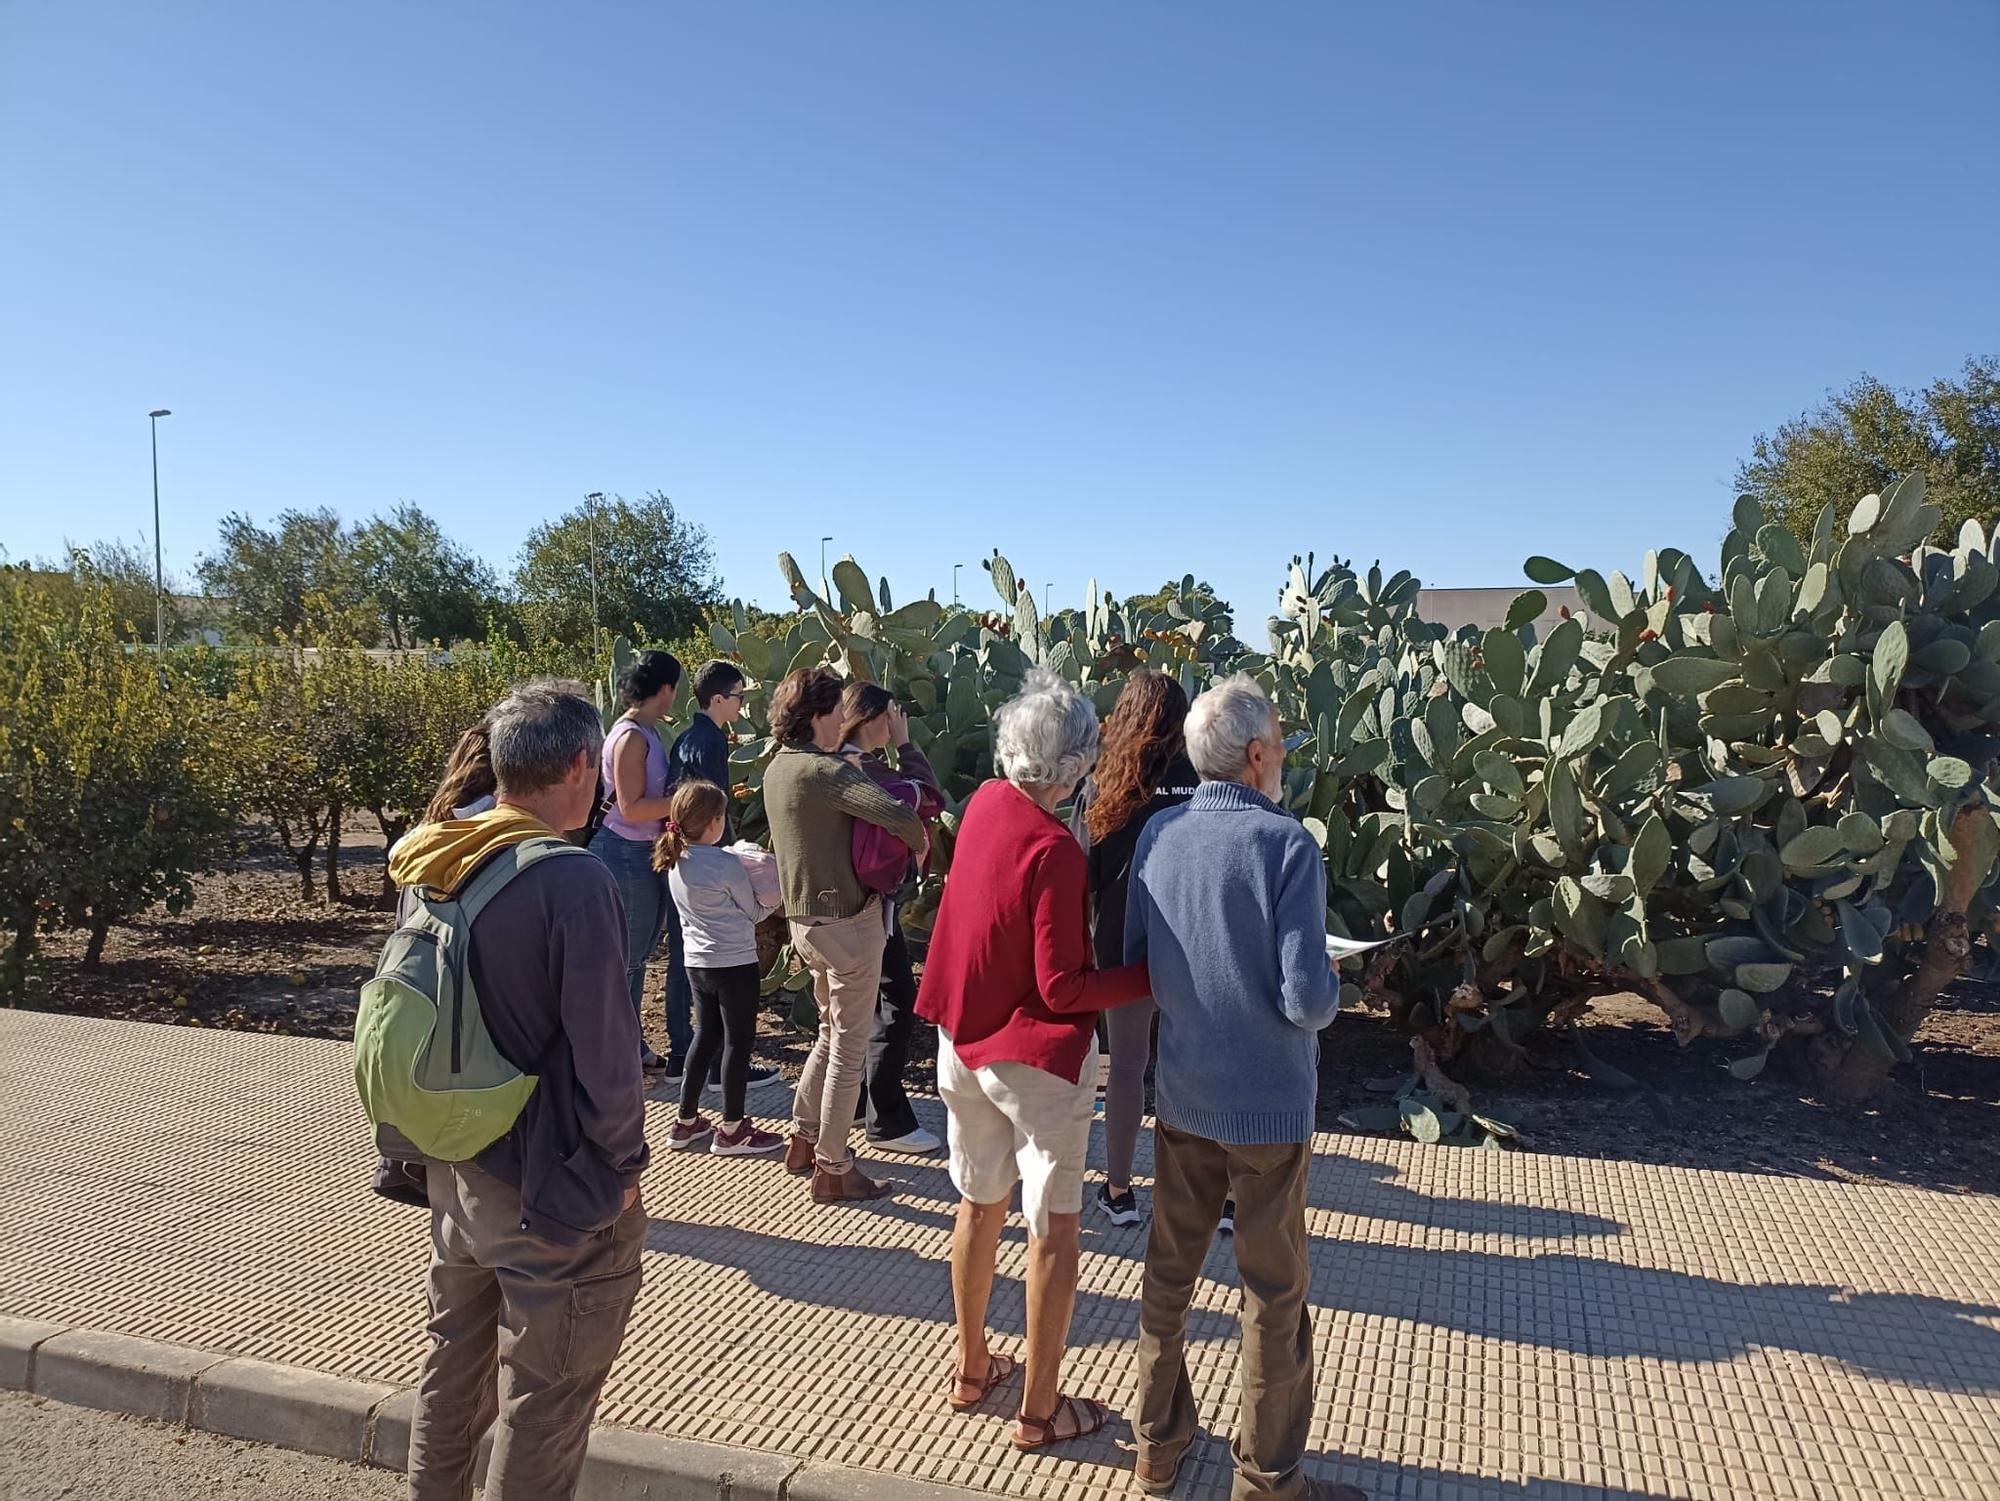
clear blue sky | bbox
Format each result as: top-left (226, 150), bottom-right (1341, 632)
top-left (3, 2), bottom-right (1995, 623)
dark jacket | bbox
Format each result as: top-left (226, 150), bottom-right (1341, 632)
top-left (375, 814), bottom-right (649, 1235)
top-left (1070, 753), bottom-right (1200, 970)
top-left (458, 854), bottom-right (649, 1242)
top-left (670, 714), bottom-right (734, 836)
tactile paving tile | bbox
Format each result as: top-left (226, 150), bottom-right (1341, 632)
top-left (1, 1011), bottom-right (1997, 1500)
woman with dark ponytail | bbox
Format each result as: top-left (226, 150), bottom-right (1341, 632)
top-left (587, 649), bottom-right (684, 1071)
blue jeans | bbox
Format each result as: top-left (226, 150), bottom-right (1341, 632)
top-left (588, 829), bottom-right (692, 1060)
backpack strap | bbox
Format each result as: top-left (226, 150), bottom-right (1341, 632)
top-left (454, 838), bottom-right (594, 926)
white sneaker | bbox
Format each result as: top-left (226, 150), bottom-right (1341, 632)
top-left (871, 1127), bottom-right (941, 1156)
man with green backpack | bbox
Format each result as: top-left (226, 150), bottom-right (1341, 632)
top-left (357, 680), bottom-right (650, 1501)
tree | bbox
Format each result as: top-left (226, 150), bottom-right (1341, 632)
top-left (352, 503), bottom-right (500, 647)
top-left (1123, 578), bottom-right (1227, 617)
top-left (56, 540), bottom-right (184, 644)
top-left (198, 508), bottom-right (371, 641)
top-left (231, 646), bottom-right (346, 902)
top-left (1738, 357), bottom-right (2000, 546)
top-left (0, 572), bottom-right (237, 986)
top-left (514, 492), bottom-right (720, 647)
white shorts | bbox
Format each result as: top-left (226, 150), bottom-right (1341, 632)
top-left (936, 1033), bottom-right (1099, 1239)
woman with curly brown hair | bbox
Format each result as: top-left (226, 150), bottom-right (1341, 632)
top-left (761, 667), bottom-right (927, 1203)
top-left (1069, 671), bottom-right (1199, 1227)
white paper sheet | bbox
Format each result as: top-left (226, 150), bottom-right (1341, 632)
top-left (1326, 932), bottom-right (1398, 959)
top-left (1325, 916), bottom-right (1450, 959)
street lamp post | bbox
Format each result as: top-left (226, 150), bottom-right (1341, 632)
top-left (1043, 583), bottom-right (1051, 620)
top-left (148, 410), bottom-right (171, 667)
top-left (584, 493), bottom-right (606, 666)
top-left (953, 562), bottom-right (963, 607)
top-left (820, 535), bottom-right (834, 601)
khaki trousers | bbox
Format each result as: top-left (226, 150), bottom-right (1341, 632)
top-left (407, 1161), bottom-right (646, 1501)
top-left (789, 902), bottom-right (887, 1173)
top-left (1135, 1123), bottom-right (1315, 1500)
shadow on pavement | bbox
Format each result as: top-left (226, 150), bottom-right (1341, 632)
top-left (642, 1217), bottom-right (1239, 1349)
top-left (1303, 1152), bottom-right (1625, 1240)
top-left (1304, 1241), bottom-right (2000, 1392)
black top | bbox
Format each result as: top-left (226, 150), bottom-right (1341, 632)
top-left (1070, 753), bottom-right (1201, 969)
top-left (670, 714), bottom-right (734, 837)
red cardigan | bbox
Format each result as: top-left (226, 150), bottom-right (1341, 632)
top-left (916, 779), bottom-right (1150, 1083)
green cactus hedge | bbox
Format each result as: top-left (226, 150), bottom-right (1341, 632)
top-left (705, 474), bottom-right (1996, 1104)
top-left (1248, 473), bottom-right (2000, 1104)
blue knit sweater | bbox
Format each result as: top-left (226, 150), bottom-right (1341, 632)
top-left (1124, 779), bottom-right (1341, 1144)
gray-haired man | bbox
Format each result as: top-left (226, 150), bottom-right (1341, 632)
top-left (1125, 674), bottom-right (1362, 1501)
top-left (393, 681), bottom-right (650, 1501)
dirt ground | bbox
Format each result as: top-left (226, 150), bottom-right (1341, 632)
top-left (18, 819), bottom-right (2000, 1196)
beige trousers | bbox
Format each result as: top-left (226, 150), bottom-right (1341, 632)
top-left (789, 901), bottom-right (887, 1173)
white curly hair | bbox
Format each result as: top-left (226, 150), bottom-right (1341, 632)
top-left (993, 668), bottom-right (1100, 791)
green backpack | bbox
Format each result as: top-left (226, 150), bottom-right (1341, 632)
top-left (355, 837), bottom-right (593, 1162)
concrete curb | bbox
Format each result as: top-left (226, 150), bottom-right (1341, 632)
top-left (2, 1317), bottom-right (978, 1499)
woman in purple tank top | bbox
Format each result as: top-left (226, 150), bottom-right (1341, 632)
top-left (587, 649), bottom-right (682, 1071)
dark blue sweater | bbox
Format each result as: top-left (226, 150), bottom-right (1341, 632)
top-left (1124, 779), bottom-right (1341, 1144)
top-left (670, 714), bottom-right (733, 835)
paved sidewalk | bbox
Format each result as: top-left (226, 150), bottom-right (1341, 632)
top-left (1, 1012), bottom-right (1997, 1500)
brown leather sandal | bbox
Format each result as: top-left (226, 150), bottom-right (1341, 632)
top-left (947, 1350), bottom-right (1018, 1411)
top-left (1012, 1394), bottom-right (1110, 1451)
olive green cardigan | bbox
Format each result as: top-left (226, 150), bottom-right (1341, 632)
top-left (761, 744), bottom-right (926, 921)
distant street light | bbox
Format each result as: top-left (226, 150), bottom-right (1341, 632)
top-left (1043, 583), bottom-right (1051, 620)
top-left (820, 535), bottom-right (834, 601)
top-left (148, 409), bottom-right (171, 668)
top-left (585, 492), bottom-right (605, 665)
top-left (953, 562), bottom-right (964, 608)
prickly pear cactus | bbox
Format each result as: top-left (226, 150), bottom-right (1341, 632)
top-left (1261, 475), bottom-right (2000, 1101)
top-left (730, 488), bottom-right (1997, 1104)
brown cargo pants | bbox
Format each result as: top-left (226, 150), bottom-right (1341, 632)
top-left (1135, 1123), bottom-right (1315, 1500)
top-left (407, 1160), bottom-right (646, 1501)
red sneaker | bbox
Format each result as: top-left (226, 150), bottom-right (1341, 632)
top-left (668, 1116), bottom-right (715, 1151)
top-left (711, 1121), bottom-right (784, 1157)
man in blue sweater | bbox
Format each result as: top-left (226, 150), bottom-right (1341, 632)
top-left (1124, 674), bottom-right (1360, 1501)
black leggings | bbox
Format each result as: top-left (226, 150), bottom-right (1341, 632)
top-left (681, 963), bottom-right (761, 1123)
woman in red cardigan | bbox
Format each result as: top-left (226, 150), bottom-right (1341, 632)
top-left (916, 669), bottom-right (1151, 1453)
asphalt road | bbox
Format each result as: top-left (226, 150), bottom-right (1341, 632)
top-left (0, 1391), bottom-right (417, 1501)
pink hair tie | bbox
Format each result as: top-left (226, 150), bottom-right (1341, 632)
top-left (665, 821), bottom-right (682, 835)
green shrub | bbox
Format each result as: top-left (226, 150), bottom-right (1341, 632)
top-left (0, 574), bottom-right (238, 987)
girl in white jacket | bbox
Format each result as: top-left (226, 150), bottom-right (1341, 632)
top-left (654, 780), bottom-right (785, 1156)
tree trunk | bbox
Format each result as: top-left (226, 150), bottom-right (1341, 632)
top-left (1816, 806), bottom-right (1988, 1104)
top-left (295, 847), bottom-right (317, 904)
top-left (3, 907), bottom-right (37, 993)
top-left (377, 813), bottom-right (410, 904)
top-left (82, 915), bottom-right (112, 968)
top-left (325, 805), bottom-right (344, 903)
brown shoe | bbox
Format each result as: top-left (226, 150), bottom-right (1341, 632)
top-left (784, 1133), bottom-right (817, 1177)
top-left (1134, 1450), bottom-right (1184, 1494)
top-left (810, 1164), bottom-right (894, 1203)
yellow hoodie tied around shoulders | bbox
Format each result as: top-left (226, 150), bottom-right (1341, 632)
top-left (387, 806), bottom-right (560, 896)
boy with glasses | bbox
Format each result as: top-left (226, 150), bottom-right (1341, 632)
top-left (666, 661), bottom-right (780, 1092)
